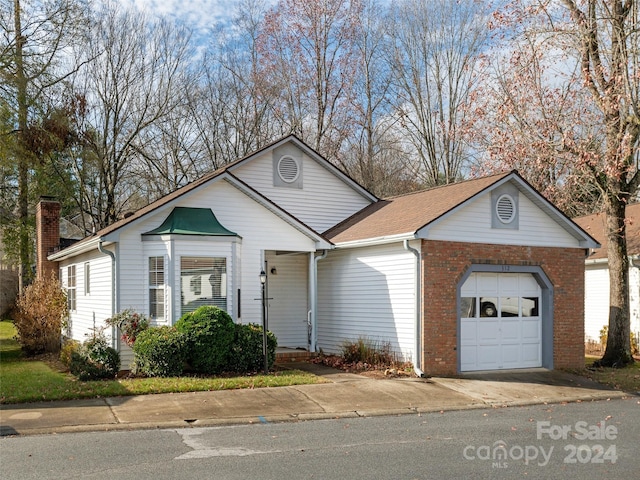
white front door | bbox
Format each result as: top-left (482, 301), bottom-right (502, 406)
top-left (265, 252), bottom-right (309, 349)
top-left (460, 272), bottom-right (542, 371)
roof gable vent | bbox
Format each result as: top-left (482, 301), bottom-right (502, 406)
top-left (277, 155), bottom-right (300, 183)
top-left (496, 194), bottom-right (516, 224)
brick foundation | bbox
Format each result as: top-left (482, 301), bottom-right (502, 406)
top-left (421, 240), bottom-right (586, 375)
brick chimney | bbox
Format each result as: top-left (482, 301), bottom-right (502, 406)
top-left (36, 196), bottom-right (61, 280)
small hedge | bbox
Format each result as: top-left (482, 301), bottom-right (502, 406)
top-left (133, 326), bottom-right (186, 377)
top-left (229, 323), bottom-right (277, 373)
top-left (131, 307), bottom-right (278, 377)
top-left (175, 306), bottom-right (235, 374)
top-left (70, 334), bottom-right (121, 381)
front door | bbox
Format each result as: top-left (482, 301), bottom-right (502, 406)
top-left (265, 252), bottom-right (309, 349)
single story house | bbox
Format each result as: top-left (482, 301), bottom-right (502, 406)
top-left (574, 203), bottom-right (640, 346)
top-left (37, 135), bottom-right (599, 375)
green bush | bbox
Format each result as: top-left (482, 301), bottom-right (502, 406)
top-left (13, 273), bottom-right (68, 355)
top-left (59, 337), bottom-right (80, 368)
top-left (133, 326), bottom-right (185, 377)
top-left (175, 306), bottom-right (235, 374)
top-left (69, 331), bottom-right (120, 381)
top-left (228, 323), bottom-right (277, 373)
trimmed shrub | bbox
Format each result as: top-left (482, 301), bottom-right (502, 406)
top-left (228, 323), bottom-right (277, 374)
top-left (175, 306), bottom-right (235, 374)
top-left (69, 331), bottom-right (120, 381)
top-left (13, 273), bottom-right (68, 355)
top-left (133, 326), bottom-right (185, 377)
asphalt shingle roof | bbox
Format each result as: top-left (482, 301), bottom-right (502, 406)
top-left (574, 203), bottom-right (640, 260)
top-left (324, 172), bottom-right (511, 243)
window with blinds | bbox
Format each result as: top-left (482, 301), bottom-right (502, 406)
top-left (180, 257), bottom-right (227, 315)
top-left (149, 256), bottom-right (165, 321)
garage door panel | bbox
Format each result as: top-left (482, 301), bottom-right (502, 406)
top-left (460, 346), bottom-right (478, 371)
top-left (498, 274), bottom-right (520, 296)
top-left (477, 345), bottom-right (500, 369)
top-left (477, 319), bottom-right (500, 342)
top-left (460, 319), bottom-right (477, 343)
top-left (500, 319), bottom-right (520, 341)
top-left (521, 343), bottom-right (541, 364)
top-left (477, 273), bottom-right (499, 295)
top-left (522, 318), bottom-right (541, 340)
top-left (460, 272), bottom-right (543, 372)
top-left (501, 344), bottom-right (522, 367)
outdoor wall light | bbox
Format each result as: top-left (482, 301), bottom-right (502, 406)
top-left (259, 270), bottom-right (267, 284)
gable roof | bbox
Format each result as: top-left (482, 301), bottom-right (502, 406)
top-left (325, 172), bottom-right (510, 243)
top-left (325, 171), bottom-right (599, 248)
top-left (574, 203), bottom-right (640, 260)
top-left (49, 136), bottom-right (349, 259)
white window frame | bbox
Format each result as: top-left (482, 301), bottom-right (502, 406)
top-left (67, 265), bottom-right (76, 311)
top-left (148, 256), bottom-right (166, 322)
top-left (84, 262), bottom-right (90, 295)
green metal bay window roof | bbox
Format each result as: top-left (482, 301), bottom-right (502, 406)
top-left (143, 207), bottom-right (238, 236)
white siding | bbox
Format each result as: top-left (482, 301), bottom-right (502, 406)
top-left (59, 249), bottom-right (114, 345)
top-left (233, 150), bottom-right (372, 233)
top-left (317, 243), bottom-right (416, 360)
top-left (427, 193), bottom-right (580, 247)
top-left (265, 252), bottom-right (309, 348)
top-left (116, 180), bottom-right (317, 327)
top-left (584, 264), bottom-right (640, 343)
top-left (584, 265), bottom-right (610, 342)
top-left (631, 266), bottom-right (640, 343)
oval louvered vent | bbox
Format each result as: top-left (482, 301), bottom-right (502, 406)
top-left (277, 155), bottom-right (300, 183)
top-left (496, 194), bottom-right (516, 224)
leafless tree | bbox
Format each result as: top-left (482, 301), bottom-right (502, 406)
top-left (388, 0), bottom-right (489, 187)
top-left (72, 1), bottom-right (193, 229)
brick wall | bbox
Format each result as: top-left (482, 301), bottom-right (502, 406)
top-left (36, 197), bottom-right (61, 280)
top-left (421, 239), bottom-right (586, 375)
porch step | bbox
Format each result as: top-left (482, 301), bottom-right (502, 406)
top-left (275, 348), bottom-right (316, 363)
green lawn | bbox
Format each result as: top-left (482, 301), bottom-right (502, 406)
top-left (571, 355), bottom-right (640, 394)
top-left (0, 320), bottom-right (324, 404)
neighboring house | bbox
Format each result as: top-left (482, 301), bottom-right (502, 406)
top-left (0, 230), bottom-right (18, 317)
top-left (37, 135), bottom-right (598, 375)
top-left (574, 203), bottom-right (640, 347)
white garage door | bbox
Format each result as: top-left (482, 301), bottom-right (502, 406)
top-left (460, 272), bottom-right (542, 372)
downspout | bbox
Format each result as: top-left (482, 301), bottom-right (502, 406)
top-left (404, 239), bottom-right (425, 378)
top-left (310, 250), bottom-right (328, 352)
top-left (98, 241), bottom-right (117, 349)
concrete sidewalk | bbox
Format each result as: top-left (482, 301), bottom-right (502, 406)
top-left (0, 363), bottom-right (630, 437)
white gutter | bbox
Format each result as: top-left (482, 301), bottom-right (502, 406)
top-left (310, 250), bottom-right (328, 352)
top-left (334, 232), bottom-right (415, 249)
top-left (586, 255), bottom-right (640, 267)
top-left (403, 239), bottom-right (425, 378)
top-left (98, 241), bottom-right (117, 349)
top-left (48, 236), bottom-right (102, 261)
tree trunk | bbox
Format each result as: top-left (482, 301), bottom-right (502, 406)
top-left (597, 194), bottom-right (633, 367)
top-left (14, 0), bottom-right (30, 293)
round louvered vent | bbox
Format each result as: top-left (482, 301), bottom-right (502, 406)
top-left (496, 194), bottom-right (516, 224)
top-left (277, 155), bottom-right (300, 183)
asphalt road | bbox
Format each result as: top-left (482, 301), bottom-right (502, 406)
top-left (1, 397), bottom-right (638, 480)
